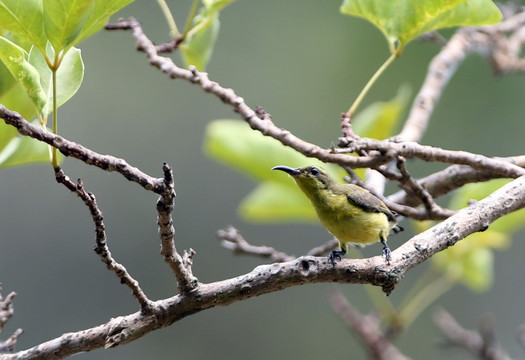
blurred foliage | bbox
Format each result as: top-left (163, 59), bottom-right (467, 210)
top-left (426, 179), bottom-right (525, 291)
top-left (180, 0), bottom-right (236, 71)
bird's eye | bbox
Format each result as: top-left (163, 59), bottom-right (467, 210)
top-left (310, 167), bottom-right (319, 176)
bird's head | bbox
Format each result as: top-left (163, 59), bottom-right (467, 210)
top-left (271, 165), bottom-right (335, 196)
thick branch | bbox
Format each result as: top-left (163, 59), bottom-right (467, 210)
top-left (2, 175), bottom-right (523, 360)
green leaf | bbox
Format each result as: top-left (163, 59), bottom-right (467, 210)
top-left (0, 0), bottom-right (46, 51)
top-left (353, 84), bottom-right (411, 139)
top-left (0, 81), bottom-right (37, 122)
top-left (0, 122), bottom-right (18, 153)
top-left (239, 182), bottom-right (317, 222)
top-left (0, 41), bottom-right (40, 120)
top-left (0, 124), bottom-right (56, 168)
top-left (0, 36), bottom-right (46, 111)
top-left (69, 0), bottom-right (135, 47)
top-left (43, 0), bottom-right (94, 52)
top-left (180, 15), bottom-right (220, 71)
top-left (29, 44), bottom-right (85, 116)
top-left (340, 0), bottom-right (501, 53)
top-left (432, 0), bottom-right (503, 31)
top-left (0, 57), bottom-right (34, 116)
top-left (0, 55), bottom-right (16, 95)
top-left (203, 0), bottom-right (236, 14)
top-left (180, 0), bottom-right (236, 70)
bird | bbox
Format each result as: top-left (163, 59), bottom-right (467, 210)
top-left (272, 165), bottom-right (402, 266)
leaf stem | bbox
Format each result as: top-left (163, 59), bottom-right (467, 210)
top-left (182, 0), bottom-right (201, 40)
top-left (51, 66), bottom-right (59, 168)
top-left (345, 52), bottom-right (398, 119)
top-left (157, 0), bottom-right (180, 38)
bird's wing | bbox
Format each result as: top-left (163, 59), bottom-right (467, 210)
top-left (346, 188), bottom-right (396, 222)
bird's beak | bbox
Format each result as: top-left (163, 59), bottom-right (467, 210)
top-left (271, 165), bottom-right (301, 176)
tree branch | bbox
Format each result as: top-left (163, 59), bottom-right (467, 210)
top-left (330, 290), bottom-right (411, 360)
top-left (389, 156), bottom-right (525, 207)
top-left (2, 174), bottom-right (523, 360)
top-left (156, 163), bottom-right (198, 293)
top-left (54, 167), bottom-right (153, 312)
top-left (0, 105), bottom-right (165, 195)
top-left (399, 10), bottom-right (525, 142)
top-left (0, 285), bottom-right (22, 353)
top-left (104, 17), bottom-right (525, 193)
top-left (104, 17), bottom-right (401, 170)
top-left (217, 226), bottom-right (295, 262)
top-left (336, 137), bottom-right (525, 179)
top-left (434, 309), bottom-right (513, 360)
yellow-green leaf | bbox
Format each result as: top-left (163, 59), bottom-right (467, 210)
top-left (0, 36), bottom-right (46, 112)
top-left (239, 182), bottom-right (317, 222)
top-left (0, 0), bottom-right (46, 52)
top-left (28, 44), bottom-right (85, 117)
top-left (43, 0), bottom-right (94, 52)
top-left (340, 0), bottom-right (501, 53)
top-left (180, 0), bottom-right (236, 70)
top-left (352, 84), bottom-right (411, 139)
top-left (180, 15), bottom-right (220, 71)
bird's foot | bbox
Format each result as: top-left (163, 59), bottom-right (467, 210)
top-left (381, 241), bottom-right (392, 265)
top-left (328, 250), bottom-right (346, 267)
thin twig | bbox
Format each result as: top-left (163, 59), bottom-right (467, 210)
top-left (336, 138), bottom-right (525, 179)
top-left (434, 309), bottom-right (513, 360)
top-left (103, 18), bottom-right (398, 170)
top-left (306, 238), bottom-right (339, 257)
top-left (156, 163), bottom-right (198, 293)
top-left (0, 105), bottom-right (165, 194)
top-left (104, 17), bottom-right (525, 186)
top-left (388, 156), bottom-right (525, 207)
top-left (0, 286), bottom-right (16, 332)
top-left (217, 226), bottom-right (295, 262)
top-left (54, 167), bottom-right (153, 312)
top-left (0, 285), bottom-right (22, 352)
top-left (0, 329), bottom-right (23, 353)
top-left (330, 290), bottom-right (412, 360)
top-left (400, 10), bottom-right (525, 142)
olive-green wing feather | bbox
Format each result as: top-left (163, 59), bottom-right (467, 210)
top-left (345, 186), bottom-right (396, 222)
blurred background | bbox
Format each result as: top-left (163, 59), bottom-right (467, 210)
top-left (1, 1), bottom-right (525, 359)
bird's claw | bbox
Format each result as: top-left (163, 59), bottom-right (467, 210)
top-left (328, 250), bottom-right (345, 267)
